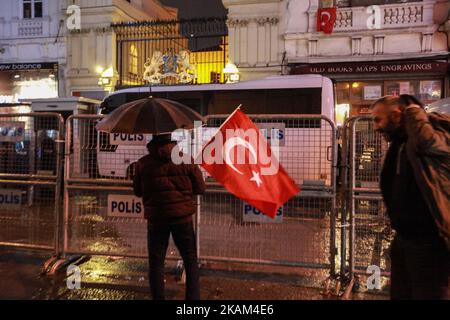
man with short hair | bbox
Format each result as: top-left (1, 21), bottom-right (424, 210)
top-left (372, 95), bottom-right (450, 300)
top-left (133, 133), bottom-right (205, 300)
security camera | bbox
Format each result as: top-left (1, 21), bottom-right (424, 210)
top-left (0, 48), bottom-right (5, 54)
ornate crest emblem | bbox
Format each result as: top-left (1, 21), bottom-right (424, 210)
top-left (177, 50), bottom-right (197, 84)
top-left (163, 49), bottom-right (178, 75)
top-left (143, 49), bottom-right (197, 84)
top-left (143, 51), bottom-right (164, 84)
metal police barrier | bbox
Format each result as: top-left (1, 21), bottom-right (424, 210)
top-left (199, 115), bottom-right (338, 274)
top-left (0, 113), bottom-right (64, 253)
top-left (343, 116), bottom-right (393, 279)
top-left (63, 115), bottom-right (190, 260)
top-left (64, 114), bottom-right (338, 277)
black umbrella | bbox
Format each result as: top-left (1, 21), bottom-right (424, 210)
top-left (96, 97), bottom-right (204, 134)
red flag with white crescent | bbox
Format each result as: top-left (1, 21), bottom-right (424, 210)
top-left (317, 8), bottom-right (337, 34)
top-left (200, 107), bottom-right (300, 218)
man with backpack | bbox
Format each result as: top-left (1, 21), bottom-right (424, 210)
top-left (372, 94), bottom-right (449, 300)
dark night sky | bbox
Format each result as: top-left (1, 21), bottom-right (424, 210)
top-left (158, 0), bottom-right (227, 18)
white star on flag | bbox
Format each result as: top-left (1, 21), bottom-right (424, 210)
top-left (250, 170), bottom-right (263, 188)
top-left (200, 107), bottom-right (300, 219)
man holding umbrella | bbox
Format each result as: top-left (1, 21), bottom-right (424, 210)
top-left (96, 97), bottom-right (206, 300)
top-left (133, 133), bottom-right (205, 300)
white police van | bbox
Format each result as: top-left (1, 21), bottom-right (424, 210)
top-left (98, 75), bottom-right (336, 187)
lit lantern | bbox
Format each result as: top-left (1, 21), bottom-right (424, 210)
top-left (222, 62), bottom-right (240, 84)
top-left (97, 67), bottom-right (117, 92)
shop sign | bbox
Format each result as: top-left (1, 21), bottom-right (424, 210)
top-left (291, 61), bottom-right (448, 75)
top-left (0, 63), bottom-right (58, 72)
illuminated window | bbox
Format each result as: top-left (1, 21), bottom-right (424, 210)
top-left (23, 0), bottom-right (43, 19)
top-left (129, 45), bottom-right (138, 75)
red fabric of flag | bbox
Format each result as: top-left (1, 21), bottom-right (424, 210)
top-left (200, 108), bottom-right (300, 218)
top-left (317, 8), bottom-right (337, 34)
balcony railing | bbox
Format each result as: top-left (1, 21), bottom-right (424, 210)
top-left (383, 4), bottom-right (423, 25)
top-left (18, 20), bottom-right (43, 37)
top-left (333, 1), bottom-right (429, 32)
top-left (335, 8), bottom-right (353, 29)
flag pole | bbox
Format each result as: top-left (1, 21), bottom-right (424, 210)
top-left (197, 105), bottom-right (242, 163)
top-left (216, 104), bottom-right (242, 132)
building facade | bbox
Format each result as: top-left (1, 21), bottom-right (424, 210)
top-left (0, 0), bottom-right (177, 102)
top-left (113, 17), bottom-right (229, 88)
top-left (223, 0), bottom-right (450, 117)
top-left (0, 0), bottom-right (66, 103)
top-left (65, 0), bottom-right (177, 99)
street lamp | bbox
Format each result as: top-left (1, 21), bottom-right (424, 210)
top-left (223, 62), bottom-right (240, 84)
top-left (97, 66), bottom-right (117, 93)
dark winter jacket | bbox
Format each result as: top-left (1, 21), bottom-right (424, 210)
top-left (380, 107), bottom-right (450, 249)
top-left (133, 142), bottom-right (206, 225)
top-left (381, 138), bottom-right (438, 240)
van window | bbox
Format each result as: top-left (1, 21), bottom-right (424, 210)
top-left (152, 91), bottom-right (205, 115)
top-left (210, 89), bottom-right (322, 114)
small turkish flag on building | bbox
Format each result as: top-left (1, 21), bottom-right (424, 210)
top-left (317, 8), bottom-right (337, 34)
top-left (200, 107), bottom-right (300, 218)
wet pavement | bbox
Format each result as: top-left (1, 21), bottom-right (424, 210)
top-left (0, 247), bottom-right (388, 300)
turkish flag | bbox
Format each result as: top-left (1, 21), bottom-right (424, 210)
top-left (317, 8), bottom-right (337, 34)
top-left (200, 108), bottom-right (300, 218)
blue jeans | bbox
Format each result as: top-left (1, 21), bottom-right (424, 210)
top-left (147, 221), bottom-right (200, 300)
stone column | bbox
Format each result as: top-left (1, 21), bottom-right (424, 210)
top-left (421, 32), bottom-right (433, 53)
top-left (226, 18), bottom-right (238, 64)
top-left (374, 35), bottom-right (385, 55)
top-left (256, 18), bottom-right (267, 67)
top-left (269, 17), bottom-right (279, 65)
top-left (239, 19), bottom-right (249, 67)
top-left (352, 36), bottom-right (362, 56)
top-left (309, 39), bottom-right (318, 57)
top-left (247, 18), bottom-right (258, 67)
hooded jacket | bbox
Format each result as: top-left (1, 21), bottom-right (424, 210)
top-left (133, 142), bottom-right (206, 225)
top-left (380, 107), bottom-right (450, 249)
